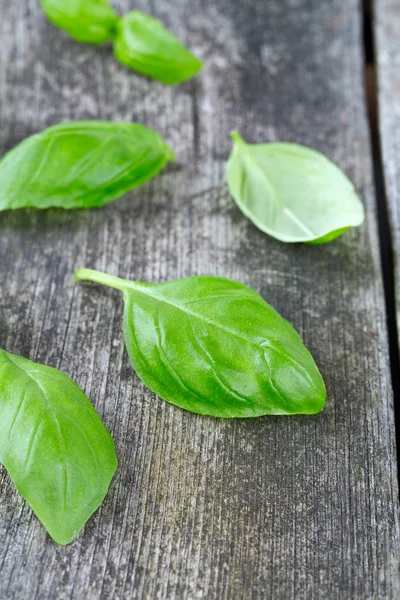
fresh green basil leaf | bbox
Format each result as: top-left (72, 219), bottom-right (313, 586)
top-left (0, 121), bottom-right (175, 211)
top-left (74, 269), bottom-right (326, 418)
top-left (226, 131), bottom-right (365, 244)
top-left (40, 0), bottom-right (119, 44)
top-left (113, 11), bottom-right (203, 84)
top-left (0, 349), bottom-right (117, 545)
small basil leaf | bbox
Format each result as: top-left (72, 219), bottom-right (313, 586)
top-left (0, 349), bottom-right (117, 545)
top-left (74, 269), bottom-right (326, 418)
top-left (0, 121), bottom-right (175, 211)
top-left (113, 11), bottom-right (203, 84)
top-left (40, 0), bottom-right (119, 44)
top-left (226, 131), bottom-right (365, 244)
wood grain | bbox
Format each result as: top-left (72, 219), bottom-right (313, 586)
top-left (0, 0), bottom-right (399, 598)
top-left (375, 0), bottom-right (400, 350)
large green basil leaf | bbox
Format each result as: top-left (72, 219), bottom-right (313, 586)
top-left (0, 349), bottom-right (117, 545)
top-left (0, 121), bottom-right (175, 211)
top-left (74, 269), bottom-right (326, 418)
top-left (113, 11), bottom-right (203, 84)
top-left (40, 0), bottom-right (119, 44)
top-left (226, 131), bottom-right (365, 244)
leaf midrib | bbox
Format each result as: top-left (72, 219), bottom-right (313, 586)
top-left (237, 144), bottom-right (316, 237)
top-left (126, 285), bottom-right (318, 391)
top-left (127, 285), bottom-right (266, 348)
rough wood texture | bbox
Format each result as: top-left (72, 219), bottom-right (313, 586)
top-left (0, 0), bottom-right (399, 598)
top-left (375, 0), bottom-right (400, 349)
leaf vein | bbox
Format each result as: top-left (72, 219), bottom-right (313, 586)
top-left (4, 354), bottom-right (69, 521)
top-left (187, 319), bottom-right (253, 406)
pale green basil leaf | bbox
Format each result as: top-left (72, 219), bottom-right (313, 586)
top-left (0, 121), bottom-right (175, 211)
top-left (74, 269), bottom-right (326, 418)
top-left (113, 11), bottom-right (203, 84)
top-left (226, 131), bottom-right (365, 243)
top-left (40, 0), bottom-right (119, 44)
top-left (0, 349), bottom-right (117, 545)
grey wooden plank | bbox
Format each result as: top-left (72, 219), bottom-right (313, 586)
top-left (0, 0), bottom-right (399, 598)
top-left (375, 0), bottom-right (400, 350)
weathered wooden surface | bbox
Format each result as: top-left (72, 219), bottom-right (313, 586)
top-left (375, 0), bottom-right (400, 350)
top-left (0, 0), bottom-right (399, 598)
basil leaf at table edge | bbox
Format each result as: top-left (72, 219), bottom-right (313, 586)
top-left (113, 11), bottom-right (203, 84)
top-left (40, 0), bottom-right (119, 44)
top-left (226, 131), bottom-right (365, 244)
top-left (0, 349), bottom-right (117, 545)
top-left (74, 268), bottom-right (326, 418)
top-left (0, 121), bottom-right (175, 211)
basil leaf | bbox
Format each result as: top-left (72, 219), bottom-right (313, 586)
top-left (40, 0), bottom-right (119, 44)
top-left (74, 269), bottom-right (326, 418)
top-left (113, 11), bottom-right (203, 84)
top-left (226, 131), bottom-right (365, 244)
top-left (0, 121), bottom-right (175, 211)
top-left (0, 349), bottom-right (117, 545)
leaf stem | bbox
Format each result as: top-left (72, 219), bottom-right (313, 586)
top-left (164, 144), bottom-right (177, 163)
top-left (73, 269), bottom-right (128, 292)
top-left (230, 130), bottom-right (246, 145)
